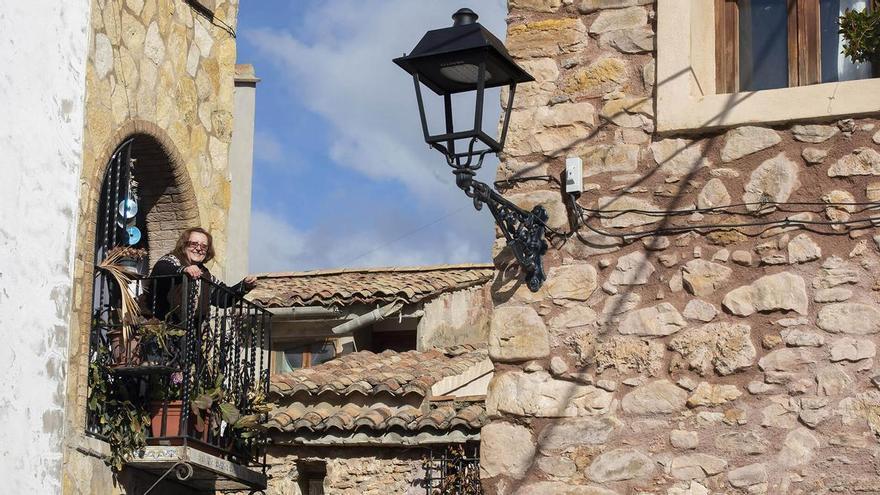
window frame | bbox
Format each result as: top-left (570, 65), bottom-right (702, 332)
top-left (656, 0), bottom-right (880, 133)
top-left (272, 339), bottom-right (341, 374)
top-left (716, 0), bottom-right (855, 93)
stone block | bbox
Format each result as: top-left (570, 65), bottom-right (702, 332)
top-left (618, 303), bottom-right (686, 337)
top-left (722, 272), bottom-right (808, 316)
top-left (487, 371), bottom-right (612, 417)
top-left (507, 18), bottom-right (588, 58)
top-left (545, 263), bottom-right (598, 301)
top-left (489, 306), bottom-right (550, 362)
top-left (480, 422), bottom-right (535, 479)
top-left (587, 449), bottom-right (654, 482)
top-left (828, 147), bottom-right (880, 176)
top-left (721, 126), bottom-right (781, 162)
top-left (817, 303), bottom-right (880, 334)
top-left (668, 322), bottom-right (756, 376)
top-left (589, 6), bottom-right (647, 34)
top-left (621, 379), bottom-right (687, 414)
top-left (742, 153), bottom-right (800, 211)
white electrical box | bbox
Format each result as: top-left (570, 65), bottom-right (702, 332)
top-left (565, 156), bottom-right (583, 194)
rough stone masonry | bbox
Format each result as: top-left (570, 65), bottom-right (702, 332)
top-left (482, 1), bottom-right (880, 494)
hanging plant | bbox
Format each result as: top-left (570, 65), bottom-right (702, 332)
top-left (88, 345), bottom-right (150, 471)
top-left (840, 0), bottom-right (880, 64)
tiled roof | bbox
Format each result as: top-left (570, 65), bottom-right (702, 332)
top-left (269, 345), bottom-right (489, 398)
top-left (265, 401), bottom-right (487, 434)
top-left (250, 264), bottom-right (494, 308)
top-left (266, 345), bottom-right (490, 435)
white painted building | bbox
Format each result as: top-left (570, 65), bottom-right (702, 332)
top-left (0, 1), bottom-right (92, 492)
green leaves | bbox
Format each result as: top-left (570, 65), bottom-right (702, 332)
top-left (840, 5), bottom-right (880, 64)
top-left (87, 350), bottom-right (149, 472)
top-left (219, 402), bottom-right (240, 425)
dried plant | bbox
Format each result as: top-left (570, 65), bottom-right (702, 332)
top-left (98, 246), bottom-right (148, 345)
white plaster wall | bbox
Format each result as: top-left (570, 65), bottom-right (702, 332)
top-left (0, 0), bottom-right (91, 492)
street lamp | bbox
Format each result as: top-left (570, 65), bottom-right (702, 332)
top-left (394, 8), bottom-right (549, 292)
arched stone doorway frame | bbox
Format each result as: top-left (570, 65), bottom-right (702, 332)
top-left (66, 119), bottom-right (201, 436)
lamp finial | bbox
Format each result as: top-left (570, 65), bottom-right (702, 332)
top-left (452, 8), bottom-right (478, 26)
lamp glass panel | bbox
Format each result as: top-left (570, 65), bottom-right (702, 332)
top-left (440, 63), bottom-right (493, 84)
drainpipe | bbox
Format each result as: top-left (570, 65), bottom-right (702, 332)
top-left (331, 301), bottom-right (404, 335)
top-left (268, 306), bottom-right (342, 320)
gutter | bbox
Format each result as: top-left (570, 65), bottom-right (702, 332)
top-left (331, 301), bottom-right (404, 335)
top-left (268, 306), bottom-right (342, 320)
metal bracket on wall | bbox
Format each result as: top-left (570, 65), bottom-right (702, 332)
top-left (143, 461), bottom-right (194, 495)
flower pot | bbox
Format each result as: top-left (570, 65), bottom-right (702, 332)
top-left (108, 329), bottom-right (141, 368)
top-left (149, 400), bottom-right (185, 437)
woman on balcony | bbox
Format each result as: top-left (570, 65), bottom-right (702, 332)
top-left (149, 226), bottom-right (257, 322)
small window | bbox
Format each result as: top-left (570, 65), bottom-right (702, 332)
top-left (297, 462), bottom-right (326, 495)
top-left (276, 341), bottom-right (337, 373)
top-left (716, 0), bottom-right (875, 93)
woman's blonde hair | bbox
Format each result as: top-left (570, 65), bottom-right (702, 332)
top-left (171, 227), bottom-right (215, 264)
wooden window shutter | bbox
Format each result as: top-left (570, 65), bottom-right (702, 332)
top-left (793, 0), bottom-right (822, 86)
top-left (715, 0), bottom-right (740, 93)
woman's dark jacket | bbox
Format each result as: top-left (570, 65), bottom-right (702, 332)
top-left (148, 253), bottom-right (248, 322)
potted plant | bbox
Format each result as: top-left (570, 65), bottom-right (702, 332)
top-left (98, 247), bottom-right (148, 368)
top-left (147, 371), bottom-right (185, 438)
top-left (138, 316), bottom-right (185, 366)
top-left (840, 0), bottom-right (880, 75)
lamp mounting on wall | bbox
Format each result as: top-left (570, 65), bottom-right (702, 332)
top-left (394, 8), bottom-right (549, 292)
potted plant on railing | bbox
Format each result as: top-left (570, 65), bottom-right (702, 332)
top-left (840, 0), bottom-right (880, 75)
top-left (98, 246), bottom-right (148, 368)
top-left (138, 315), bottom-right (186, 367)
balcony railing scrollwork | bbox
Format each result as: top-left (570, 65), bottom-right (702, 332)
top-left (87, 272), bottom-right (272, 470)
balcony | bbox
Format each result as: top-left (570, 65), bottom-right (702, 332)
top-left (87, 271), bottom-right (272, 491)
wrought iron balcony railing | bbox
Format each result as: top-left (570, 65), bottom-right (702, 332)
top-left (87, 273), bottom-right (272, 468)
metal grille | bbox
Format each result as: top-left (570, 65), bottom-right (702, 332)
top-left (423, 444), bottom-right (483, 495)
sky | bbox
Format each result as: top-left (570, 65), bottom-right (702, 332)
top-left (237, 0), bottom-right (508, 274)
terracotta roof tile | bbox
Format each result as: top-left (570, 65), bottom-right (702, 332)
top-left (269, 345), bottom-right (488, 399)
top-left (250, 264), bottom-right (493, 307)
top-left (265, 346), bottom-right (489, 435)
top-left (266, 401), bottom-right (486, 434)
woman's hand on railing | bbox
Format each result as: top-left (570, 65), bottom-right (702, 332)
top-left (241, 276), bottom-right (257, 291)
top-left (183, 265), bottom-right (204, 279)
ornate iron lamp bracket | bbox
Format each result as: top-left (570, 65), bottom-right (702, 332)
top-left (451, 160), bottom-right (548, 292)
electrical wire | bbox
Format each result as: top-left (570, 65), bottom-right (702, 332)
top-left (494, 173), bottom-right (880, 245)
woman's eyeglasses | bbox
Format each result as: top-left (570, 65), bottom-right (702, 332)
top-left (186, 241), bottom-right (209, 252)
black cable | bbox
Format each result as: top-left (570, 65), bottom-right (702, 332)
top-left (185, 0), bottom-right (237, 38)
top-left (573, 201), bottom-right (880, 241)
top-left (493, 174), bottom-right (880, 247)
top-left (581, 200), bottom-right (880, 218)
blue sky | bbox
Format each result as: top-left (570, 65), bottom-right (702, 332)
top-left (237, 0), bottom-right (507, 273)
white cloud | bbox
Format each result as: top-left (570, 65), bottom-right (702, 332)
top-left (248, 204), bottom-right (492, 273)
top-left (244, 0), bottom-right (507, 205)
top-left (253, 129), bottom-right (284, 164)
top-left (244, 0), bottom-right (509, 272)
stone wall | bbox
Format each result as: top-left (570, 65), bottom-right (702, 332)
top-left (418, 285), bottom-right (493, 350)
top-left (62, 1), bottom-right (241, 493)
top-left (481, 1), bottom-right (880, 494)
top-left (256, 446), bottom-right (426, 495)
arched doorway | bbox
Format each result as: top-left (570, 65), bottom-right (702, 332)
top-left (87, 133), bottom-right (199, 432)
